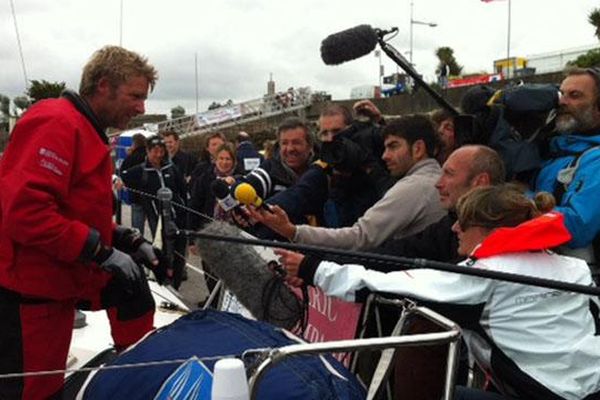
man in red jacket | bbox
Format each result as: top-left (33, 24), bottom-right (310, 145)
top-left (0, 46), bottom-right (159, 399)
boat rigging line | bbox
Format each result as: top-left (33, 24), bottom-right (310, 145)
top-left (9, 0), bottom-right (29, 90)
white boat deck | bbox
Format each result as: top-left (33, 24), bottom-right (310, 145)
top-left (68, 281), bottom-right (189, 371)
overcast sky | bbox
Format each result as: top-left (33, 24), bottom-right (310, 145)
top-left (1, 0), bottom-right (598, 115)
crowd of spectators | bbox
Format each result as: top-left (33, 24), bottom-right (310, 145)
top-left (113, 66), bottom-right (600, 399)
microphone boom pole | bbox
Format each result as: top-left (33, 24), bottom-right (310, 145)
top-left (185, 229), bottom-right (600, 297)
top-left (376, 33), bottom-right (459, 117)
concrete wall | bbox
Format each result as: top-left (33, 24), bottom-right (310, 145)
top-left (306, 71), bottom-right (564, 119)
top-left (180, 70), bottom-right (564, 151)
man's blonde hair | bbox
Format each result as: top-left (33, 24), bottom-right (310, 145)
top-left (79, 45), bottom-right (158, 97)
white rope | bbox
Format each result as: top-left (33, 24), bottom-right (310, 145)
top-left (121, 185), bottom-right (227, 285)
top-left (0, 352), bottom-right (253, 380)
top-left (174, 250), bottom-right (220, 284)
top-left (121, 185), bottom-right (215, 221)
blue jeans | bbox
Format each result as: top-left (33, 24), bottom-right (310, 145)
top-left (131, 203), bottom-right (146, 233)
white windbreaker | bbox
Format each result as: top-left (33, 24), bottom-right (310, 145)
top-left (310, 213), bottom-right (600, 400)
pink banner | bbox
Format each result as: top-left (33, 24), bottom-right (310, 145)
top-left (300, 287), bottom-right (363, 366)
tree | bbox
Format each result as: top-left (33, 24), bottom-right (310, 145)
top-left (27, 79), bottom-right (66, 103)
top-left (589, 8), bottom-right (600, 41)
top-left (170, 105), bottom-right (185, 119)
top-left (13, 96), bottom-right (31, 116)
top-left (568, 49), bottom-right (600, 68)
top-left (568, 8), bottom-right (600, 68)
top-left (208, 101), bottom-right (222, 110)
top-left (435, 47), bottom-right (463, 76)
top-left (0, 94), bottom-right (9, 133)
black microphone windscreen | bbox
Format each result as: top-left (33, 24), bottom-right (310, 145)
top-left (320, 24), bottom-right (378, 65)
top-left (194, 221), bottom-right (302, 330)
top-left (211, 179), bottom-right (230, 200)
top-left (244, 167), bottom-right (272, 199)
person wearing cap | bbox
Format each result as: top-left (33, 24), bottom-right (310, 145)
top-left (0, 46), bottom-right (159, 399)
top-left (235, 131), bottom-right (263, 174)
top-left (121, 135), bottom-right (188, 289)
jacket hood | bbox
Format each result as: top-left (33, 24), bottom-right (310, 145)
top-left (471, 212), bottom-right (571, 259)
top-left (550, 133), bottom-right (600, 154)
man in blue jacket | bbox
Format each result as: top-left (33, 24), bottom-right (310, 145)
top-left (236, 131), bottom-right (263, 174)
top-left (533, 67), bottom-right (600, 271)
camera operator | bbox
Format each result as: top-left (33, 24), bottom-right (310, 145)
top-left (318, 102), bottom-right (392, 227)
top-left (430, 108), bottom-right (457, 164)
top-left (532, 67), bottom-right (600, 274)
top-left (458, 70), bottom-right (600, 277)
top-left (458, 83), bottom-right (557, 182)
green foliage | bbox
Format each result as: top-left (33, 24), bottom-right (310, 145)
top-left (170, 105), bottom-right (186, 119)
top-left (589, 8), bottom-right (600, 41)
top-left (13, 96), bottom-right (31, 115)
top-left (567, 48), bottom-right (600, 68)
top-left (0, 94), bottom-right (9, 118)
top-left (567, 9), bottom-right (600, 68)
top-left (435, 47), bottom-right (463, 76)
top-left (0, 94), bottom-right (9, 134)
top-left (27, 79), bottom-right (66, 103)
top-left (208, 101), bottom-right (221, 110)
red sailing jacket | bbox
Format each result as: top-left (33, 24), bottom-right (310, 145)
top-left (0, 98), bottom-right (114, 299)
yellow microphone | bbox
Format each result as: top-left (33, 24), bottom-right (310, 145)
top-left (234, 183), bottom-right (263, 207)
top-left (234, 182), bottom-right (272, 211)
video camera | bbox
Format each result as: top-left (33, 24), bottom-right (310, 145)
top-left (454, 83), bottom-right (560, 181)
top-left (319, 121), bottom-right (384, 173)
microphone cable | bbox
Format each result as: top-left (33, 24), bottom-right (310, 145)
top-left (262, 261), bottom-right (309, 336)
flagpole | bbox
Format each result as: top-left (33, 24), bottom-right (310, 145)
top-left (119, 0), bottom-right (123, 46)
top-left (195, 52), bottom-right (199, 114)
top-left (506, 0), bottom-right (511, 79)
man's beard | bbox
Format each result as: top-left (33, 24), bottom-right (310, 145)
top-left (555, 104), bottom-right (598, 133)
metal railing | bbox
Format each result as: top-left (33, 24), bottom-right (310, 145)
top-left (248, 300), bottom-right (461, 400)
top-left (155, 87), bottom-right (312, 139)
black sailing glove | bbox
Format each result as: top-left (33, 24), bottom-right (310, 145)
top-left (113, 226), bottom-right (159, 269)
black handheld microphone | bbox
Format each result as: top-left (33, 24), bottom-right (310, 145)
top-left (211, 179), bottom-right (239, 212)
top-left (320, 24), bottom-right (379, 65)
top-left (157, 187), bottom-right (177, 267)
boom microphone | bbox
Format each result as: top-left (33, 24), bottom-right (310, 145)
top-left (211, 179), bottom-right (239, 212)
top-left (320, 24), bottom-right (379, 65)
top-left (194, 221), bottom-right (303, 330)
